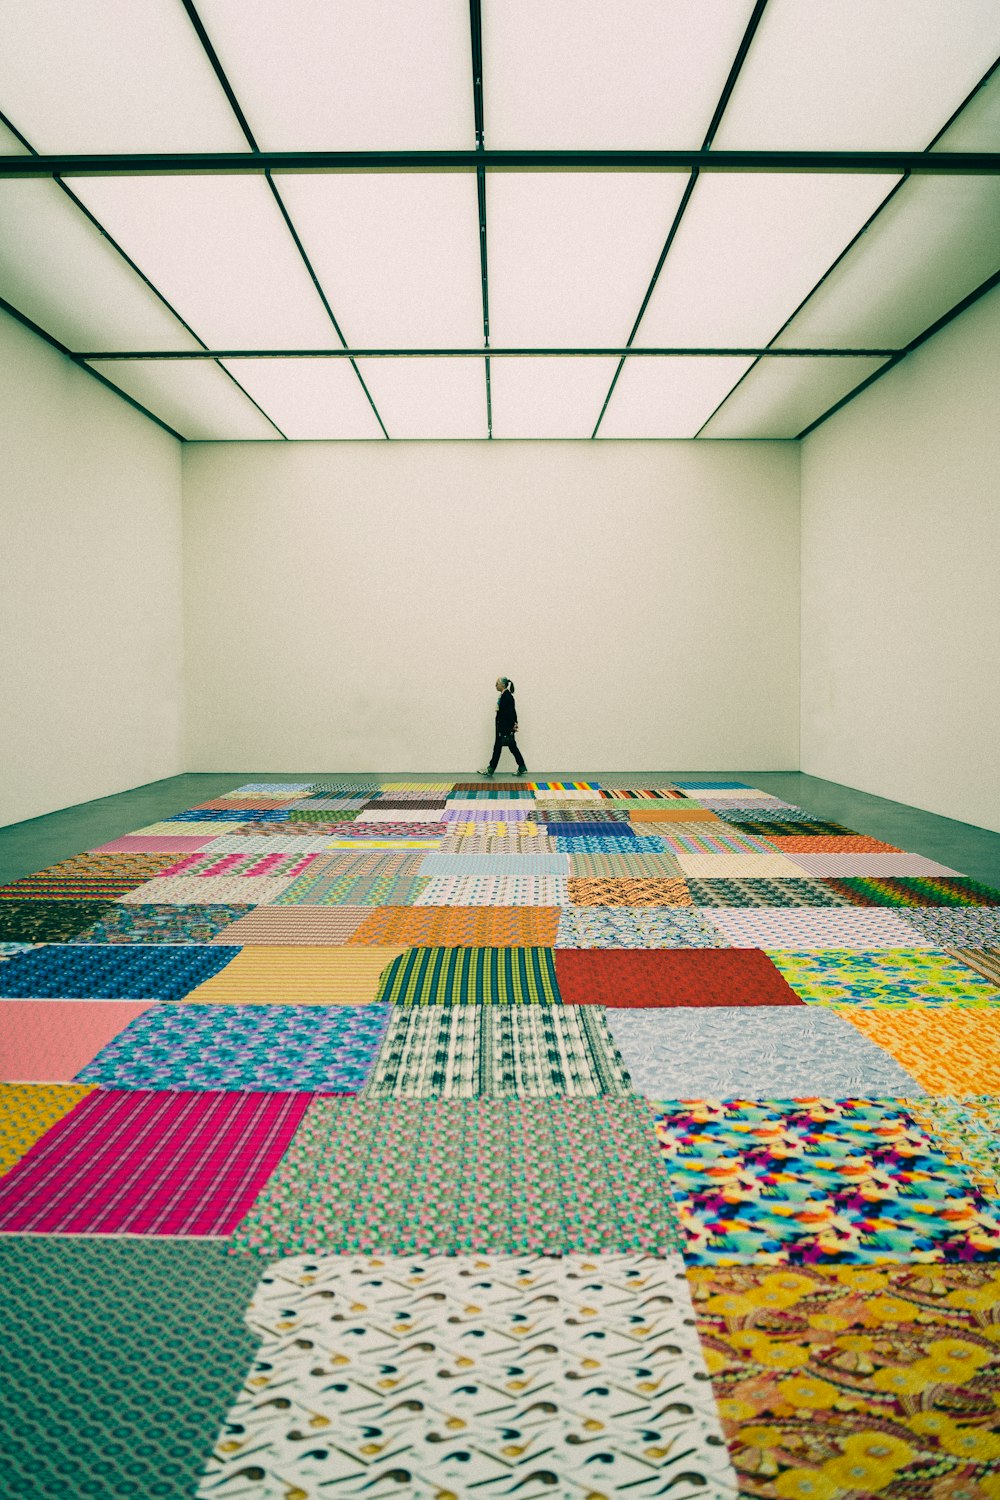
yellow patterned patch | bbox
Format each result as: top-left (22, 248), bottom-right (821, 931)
top-left (0, 1084), bottom-right (93, 1177)
top-left (841, 1007), bottom-right (1000, 1094)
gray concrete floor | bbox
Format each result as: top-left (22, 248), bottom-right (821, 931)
top-left (2, 770), bottom-right (998, 887)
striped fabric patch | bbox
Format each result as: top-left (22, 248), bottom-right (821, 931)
top-left (375, 947), bottom-right (562, 1005)
top-left (364, 1006), bottom-right (631, 1096)
top-left (417, 854), bottom-right (570, 878)
top-left (0, 1089), bottom-right (313, 1235)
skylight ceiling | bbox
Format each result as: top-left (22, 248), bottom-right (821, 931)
top-left (0, 1), bottom-right (997, 443)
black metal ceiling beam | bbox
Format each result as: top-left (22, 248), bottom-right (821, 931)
top-left (469, 0), bottom-right (492, 437)
top-left (76, 346), bottom-right (899, 360)
top-left (2, 149), bottom-right (997, 177)
top-left (590, 0), bottom-right (771, 440)
top-left (177, 0), bottom-right (388, 439)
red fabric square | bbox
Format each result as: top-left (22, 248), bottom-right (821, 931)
top-left (554, 949), bottom-right (804, 1007)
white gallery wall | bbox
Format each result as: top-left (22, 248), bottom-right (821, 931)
top-left (182, 440), bottom-right (801, 772)
top-left (0, 309), bottom-right (184, 827)
top-left (800, 283), bottom-right (1000, 834)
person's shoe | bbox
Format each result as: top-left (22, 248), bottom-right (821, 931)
top-left (478, 767), bottom-right (495, 777)
top-left (516, 766), bottom-right (528, 775)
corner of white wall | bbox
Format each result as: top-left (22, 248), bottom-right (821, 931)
top-left (799, 284), bottom-right (1000, 833)
top-left (0, 308), bottom-right (185, 826)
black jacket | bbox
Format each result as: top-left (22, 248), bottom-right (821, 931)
top-left (495, 689), bottom-right (517, 735)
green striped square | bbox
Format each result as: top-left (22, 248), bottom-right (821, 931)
top-left (376, 946), bottom-right (562, 1005)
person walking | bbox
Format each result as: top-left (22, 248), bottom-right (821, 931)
top-left (480, 676), bottom-right (528, 776)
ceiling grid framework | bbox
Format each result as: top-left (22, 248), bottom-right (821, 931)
top-left (0, 0), bottom-right (998, 442)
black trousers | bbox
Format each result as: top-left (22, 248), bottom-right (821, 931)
top-left (489, 732), bottom-right (525, 771)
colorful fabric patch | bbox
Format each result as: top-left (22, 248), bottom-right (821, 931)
top-left (767, 835), bottom-right (904, 853)
top-left (120, 875), bottom-right (295, 906)
top-left (660, 831), bottom-right (774, 855)
top-left (555, 905), bottom-right (731, 948)
top-left (273, 872), bottom-right (429, 906)
top-left (628, 807), bottom-right (722, 823)
top-left (180, 945), bottom-right (405, 1004)
top-left (0, 1083), bottom-right (93, 1176)
top-left (567, 877), bottom-right (692, 907)
top-left (440, 829), bottom-right (553, 851)
top-left (653, 1099), bottom-right (1000, 1264)
top-left (365, 1005), bottom-right (631, 1096)
top-left (567, 849), bottom-right (683, 877)
top-left (608, 1008), bottom-right (921, 1097)
top-left (673, 852), bottom-right (810, 879)
top-left (784, 852), bottom-right (961, 876)
top-left (154, 851), bottom-right (323, 879)
top-left (198, 1252), bottom-right (736, 1500)
top-left (948, 944), bottom-right (1000, 986)
top-left (0, 1000), bottom-right (154, 1082)
top-left (899, 907), bottom-right (1000, 945)
top-left (93, 835), bottom-right (218, 853)
top-left (841, 1008), bottom-right (1000, 1095)
top-left (0, 1090), bottom-right (313, 1234)
top-left (319, 820), bottom-right (447, 838)
top-left (703, 908), bottom-right (934, 948)
top-left (210, 905), bottom-right (373, 944)
top-left (375, 946), bottom-right (561, 1005)
top-left (442, 807), bottom-right (531, 822)
top-left (556, 948), bottom-right (803, 1008)
top-left (544, 821), bottom-right (638, 839)
top-left (0, 901), bottom-right (119, 943)
top-left (75, 1004), bottom-right (390, 1091)
top-left (0, 944), bottom-right (237, 1000)
top-left (690, 1261), bottom-right (1000, 1496)
top-left (347, 905), bottom-right (561, 948)
top-left (231, 1097), bottom-right (683, 1256)
top-left (686, 877), bottom-right (854, 907)
top-left (0, 1238), bottom-right (263, 1500)
top-left (72, 903), bottom-right (253, 943)
top-left (415, 875), bottom-right (569, 906)
top-left (416, 853), bottom-right (570, 877)
top-left (0, 854), bottom-right (177, 901)
top-left (825, 875), bottom-right (1000, 908)
top-left (906, 1097), bottom-right (1000, 1201)
top-left (768, 947), bottom-right (1000, 1007)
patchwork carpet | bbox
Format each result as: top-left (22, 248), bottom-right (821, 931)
top-left (1, 772), bottom-right (998, 1498)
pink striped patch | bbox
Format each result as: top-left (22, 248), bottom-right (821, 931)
top-left (0, 1089), bottom-right (311, 1236)
top-left (94, 837), bottom-right (218, 854)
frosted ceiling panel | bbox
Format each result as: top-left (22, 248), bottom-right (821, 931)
top-left (715, 0), bottom-right (1000, 150)
top-left (773, 176), bottom-right (1000, 350)
top-left (598, 356), bottom-right (754, 438)
top-left (701, 355), bottom-right (890, 438)
top-left (488, 173), bottom-right (690, 346)
top-left (0, 119), bottom-right (29, 155)
top-left (932, 64), bottom-right (1000, 151)
top-left (490, 357), bottom-right (620, 438)
top-left (634, 172), bottom-right (898, 348)
top-left (71, 176), bottom-right (340, 350)
top-left (483, 0), bottom-right (756, 148)
top-left (87, 360), bottom-right (281, 440)
top-left (0, 180), bottom-right (201, 352)
top-left (355, 359), bottom-right (488, 439)
top-left (198, 0), bottom-right (473, 150)
top-left (220, 358), bottom-right (385, 439)
top-left (0, 0), bottom-right (248, 152)
top-left (274, 174), bottom-right (483, 348)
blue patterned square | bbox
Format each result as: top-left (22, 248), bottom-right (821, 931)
top-left (75, 1005), bottom-right (391, 1091)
